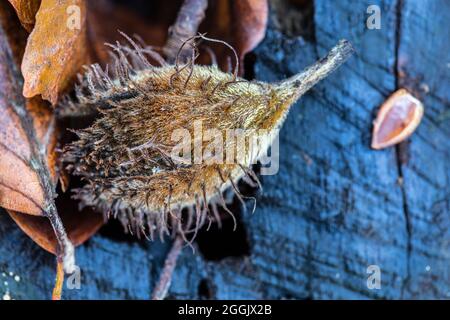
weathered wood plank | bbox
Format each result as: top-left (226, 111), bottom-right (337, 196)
top-left (0, 0), bottom-right (448, 300)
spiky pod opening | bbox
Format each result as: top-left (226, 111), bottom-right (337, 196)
top-left (60, 35), bottom-right (354, 240)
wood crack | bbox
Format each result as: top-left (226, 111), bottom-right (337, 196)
top-left (394, 0), bottom-right (412, 299)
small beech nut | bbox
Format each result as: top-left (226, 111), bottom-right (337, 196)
top-left (371, 89), bottom-right (424, 150)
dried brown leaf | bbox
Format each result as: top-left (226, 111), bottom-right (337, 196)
top-left (200, 0), bottom-right (268, 73)
top-left (232, 0), bottom-right (268, 60)
top-left (0, 1), bottom-right (28, 64)
top-left (21, 0), bottom-right (90, 105)
top-left (0, 97), bottom-right (57, 215)
top-left (7, 197), bottom-right (104, 254)
top-left (86, 0), bottom-right (174, 64)
top-left (7, 0), bottom-right (41, 32)
top-left (0, 8), bottom-right (57, 215)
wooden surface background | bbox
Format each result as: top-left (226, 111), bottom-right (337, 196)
top-left (0, 0), bottom-right (449, 299)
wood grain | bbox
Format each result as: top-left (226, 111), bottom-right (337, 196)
top-left (0, 0), bottom-right (448, 299)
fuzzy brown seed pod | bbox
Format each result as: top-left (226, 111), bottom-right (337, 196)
top-left (59, 35), bottom-right (354, 240)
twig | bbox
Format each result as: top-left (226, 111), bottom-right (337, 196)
top-left (52, 260), bottom-right (65, 300)
top-left (151, 235), bottom-right (185, 300)
top-left (45, 203), bottom-right (76, 275)
top-left (163, 0), bottom-right (208, 63)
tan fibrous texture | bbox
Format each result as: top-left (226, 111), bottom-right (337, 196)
top-left (60, 38), bottom-right (353, 238)
top-left (61, 55), bottom-right (290, 238)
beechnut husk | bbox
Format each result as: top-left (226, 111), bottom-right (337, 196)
top-left (59, 35), bottom-right (354, 243)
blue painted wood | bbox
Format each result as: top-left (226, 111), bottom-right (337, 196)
top-left (395, 0), bottom-right (450, 299)
top-left (0, 0), bottom-right (448, 299)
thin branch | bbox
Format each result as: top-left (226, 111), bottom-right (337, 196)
top-left (163, 0), bottom-right (208, 63)
top-left (52, 260), bottom-right (64, 300)
top-left (44, 203), bottom-right (76, 275)
top-left (151, 235), bottom-right (184, 300)
top-left (40, 115), bottom-right (56, 157)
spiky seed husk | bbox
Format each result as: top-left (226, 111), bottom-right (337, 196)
top-left (60, 37), bottom-right (353, 239)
